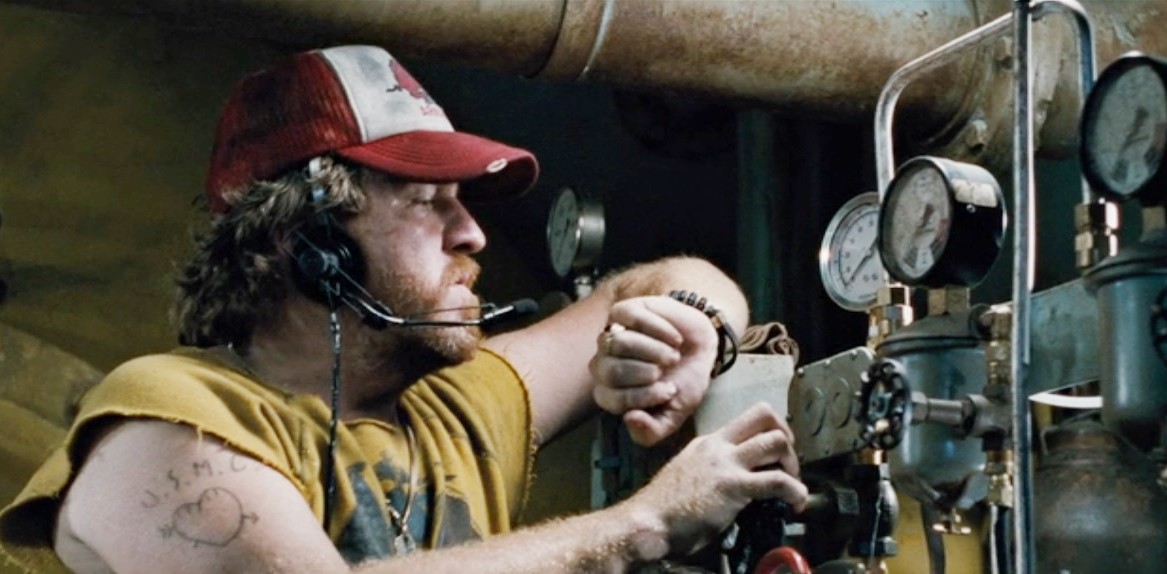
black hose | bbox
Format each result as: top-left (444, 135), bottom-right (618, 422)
top-left (920, 503), bottom-right (946, 574)
top-left (991, 505), bottom-right (1014, 574)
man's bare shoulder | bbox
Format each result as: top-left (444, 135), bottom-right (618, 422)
top-left (55, 419), bottom-right (347, 574)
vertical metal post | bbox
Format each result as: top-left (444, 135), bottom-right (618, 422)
top-left (1010, 1), bottom-right (1037, 573)
top-left (736, 109), bottom-right (782, 323)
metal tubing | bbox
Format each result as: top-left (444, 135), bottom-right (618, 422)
top-left (1010, 0), bottom-right (1037, 572)
top-left (1039, 0), bottom-right (1098, 203)
top-left (874, 12), bottom-right (1013, 197)
top-left (874, 0), bottom-right (1094, 197)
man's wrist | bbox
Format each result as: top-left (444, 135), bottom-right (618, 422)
top-left (667, 290), bottom-right (740, 376)
top-left (610, 498), bottom-right (671, 565)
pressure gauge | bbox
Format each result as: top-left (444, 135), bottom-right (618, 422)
top-left (1080, 52), bottom-right (1167, 205)
top-left (819, 192), bottom-right (884, 311)
top-left (546, 187), bottom-right (605, 278)
top-left (878, 157), bottom-right (1006, 288)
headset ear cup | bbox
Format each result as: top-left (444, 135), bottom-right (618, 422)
top-left (291, 219), bottom-right (366, 306)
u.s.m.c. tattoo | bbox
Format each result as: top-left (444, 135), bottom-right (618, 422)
top-left (158, 487), bottom-right (259, 548)
top-left (140, 448), bottom-right (260, 509)
top-left (141, 446), bottom-right (263, 548)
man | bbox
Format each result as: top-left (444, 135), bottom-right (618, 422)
top-left (0, 45), bottom-right (805, 573)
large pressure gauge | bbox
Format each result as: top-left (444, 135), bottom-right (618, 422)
top-left (1080, 52), bottom-right (1167, 206)
top-left (819, 192), bottom-right (883, 311)
top-left (878, 157), bottom-right (1006, 288)
top-left (546, 187), bottom-right (605, 279)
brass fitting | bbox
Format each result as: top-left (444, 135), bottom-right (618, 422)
top-left (982, 305), bottom-right (1012, 389)
top-left (1074, 200), bottom-right (1119, 270)
top-left (927, 286), bottom-right (970, 316)
top-left (932, 508), bottom-right (974, 535)
top-left (985, 449), bottom-right (1015, 508)
top-left (868, 284), bottom-right (913, 348)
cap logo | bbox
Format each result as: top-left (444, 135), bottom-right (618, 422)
top-left (387, 59), bottom-right (443, 118)
top-left (320, 46), bottom-right (454, 142)
top-left (486, 158), bottom-right (509, 173)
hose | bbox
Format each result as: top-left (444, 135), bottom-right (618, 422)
top-left (753, 546), bottom-right (812, 574)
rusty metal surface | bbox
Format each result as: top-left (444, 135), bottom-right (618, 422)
top-left (1, 0), bottom-right (566, 76)
top-left (1034, 417), bottom-right (1167, 574)
top-left (5, 0), bottom-right (1167, 154)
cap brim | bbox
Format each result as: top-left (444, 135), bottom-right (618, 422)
top-left (336, 130), bottom-right (538, 200)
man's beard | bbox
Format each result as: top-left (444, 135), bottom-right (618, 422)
top-left (358, 255), bottom-right (483, 371)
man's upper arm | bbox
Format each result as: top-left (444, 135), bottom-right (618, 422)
top-left (56, 419), bottom-right (349, 574)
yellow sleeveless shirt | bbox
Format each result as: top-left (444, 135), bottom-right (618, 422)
top-left (0, 346), bottom-right (535, 572)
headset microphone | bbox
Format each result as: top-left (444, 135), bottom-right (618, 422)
top-left (294, 230), bottom-right (538, 329)
top-left (354, 292), bottom-right (539, 330)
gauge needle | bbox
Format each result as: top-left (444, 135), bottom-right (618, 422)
top-left (847, 240), bottom-right (877, 284)
top-left (913, 204), bottom-right (935, 235)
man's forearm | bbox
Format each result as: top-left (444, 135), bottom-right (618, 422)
top-left (354, 500), bottom-right (668, 574)
top-left (596, 256), bottom-right (749, 334)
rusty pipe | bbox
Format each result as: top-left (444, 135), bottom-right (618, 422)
top-left (4, 0), bottom-right (1167, 156)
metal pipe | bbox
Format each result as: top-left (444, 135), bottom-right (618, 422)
top-left (5, 0), bottom-right (1165, 161)
top-left (1039, 0), bottom-right (1097, 203)
top-left (874, 12), bottom-right (1014, 197)
top-left (874, 0), bottom-right (1095, 196)
top-left (1010, 0), bottom-right (1037, 572)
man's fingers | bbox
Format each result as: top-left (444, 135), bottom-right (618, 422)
top-left (738, 470), bottom-right (810, 514)
top-left (734, 428), bottom-right (800, 479)
top-left (623, 409), bottom-right (685, 447)
top-left (595, 383), bottom-right (679, 414)
top-left (715, 402), bottom-right (785, 445)
top-left (608, 298), bottom-right (694, 348)
top-left (601, 329), bottom-right (682, 367)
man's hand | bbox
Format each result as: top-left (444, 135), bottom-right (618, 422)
top-left (622, 402), bottom-right (807, 557)
top-left (590, 295), bottom-right (720, 446)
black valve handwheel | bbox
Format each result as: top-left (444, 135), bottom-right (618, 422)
top-left (858, 358), bottom-right (913, 450)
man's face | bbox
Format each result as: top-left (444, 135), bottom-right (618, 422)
top-left (344, 172), bottom-right (488, 365)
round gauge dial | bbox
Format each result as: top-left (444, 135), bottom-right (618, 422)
top-left (878, 157), bottom-right (1006, 288)
top-left (546, 187), bottom-right (605, 278)
top-left (882, 166), bottom-right (952, 282)
top-left (819, 192), bottom-right (884, 311)
top-left (1081, 52), bottom-right (1167, 205)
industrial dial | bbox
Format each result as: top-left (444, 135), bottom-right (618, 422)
top-left (819, 192), bottom-right (884, 311)
top-left (1080, 52), bottom-right (1167, 205)
top-left (546, 187), bottom-right (605, 278)
top-left (879, 157), bottom-right (1006, 288)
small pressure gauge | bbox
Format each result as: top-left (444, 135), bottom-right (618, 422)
top-left (1080, 52), bottom-right (1167, 206)
top-left (819, 192), bottom-right (884, 311)
top-left (546, 187), bottom-right (605, 279)
top-left (878, 157), bottom-right (1006, 288)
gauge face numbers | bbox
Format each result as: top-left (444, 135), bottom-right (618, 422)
top-left (878, 157), bottom-right (1006, 289)
top-left (547, 188), bottom-right (582, 278)
top-left (881, 165), bottom-right (952, 283)
top-left (546, 187), bottom-right (605, 279)
top-left (1081, 54), bottom-right (1167, 203)
top-left (819, 193), bottom-right (883, 311)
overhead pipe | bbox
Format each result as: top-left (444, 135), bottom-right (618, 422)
top-left (6, 0), bottom-right (1167, 159)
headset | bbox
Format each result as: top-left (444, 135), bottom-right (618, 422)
top-left (291, 157), bottom-right (536, 533)
top-left (289, 157), bottom-right (537, 329)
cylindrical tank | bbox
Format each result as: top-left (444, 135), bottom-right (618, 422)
top-left (1034, 416), bottom-right (1167, 573)
top-left (879, 335), bottom-right (987, 505)
top-left (1083, 229), bottom-right (1167, 451)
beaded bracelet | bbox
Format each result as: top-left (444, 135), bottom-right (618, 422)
top-left (667, 290), bottom-right (740, 377)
